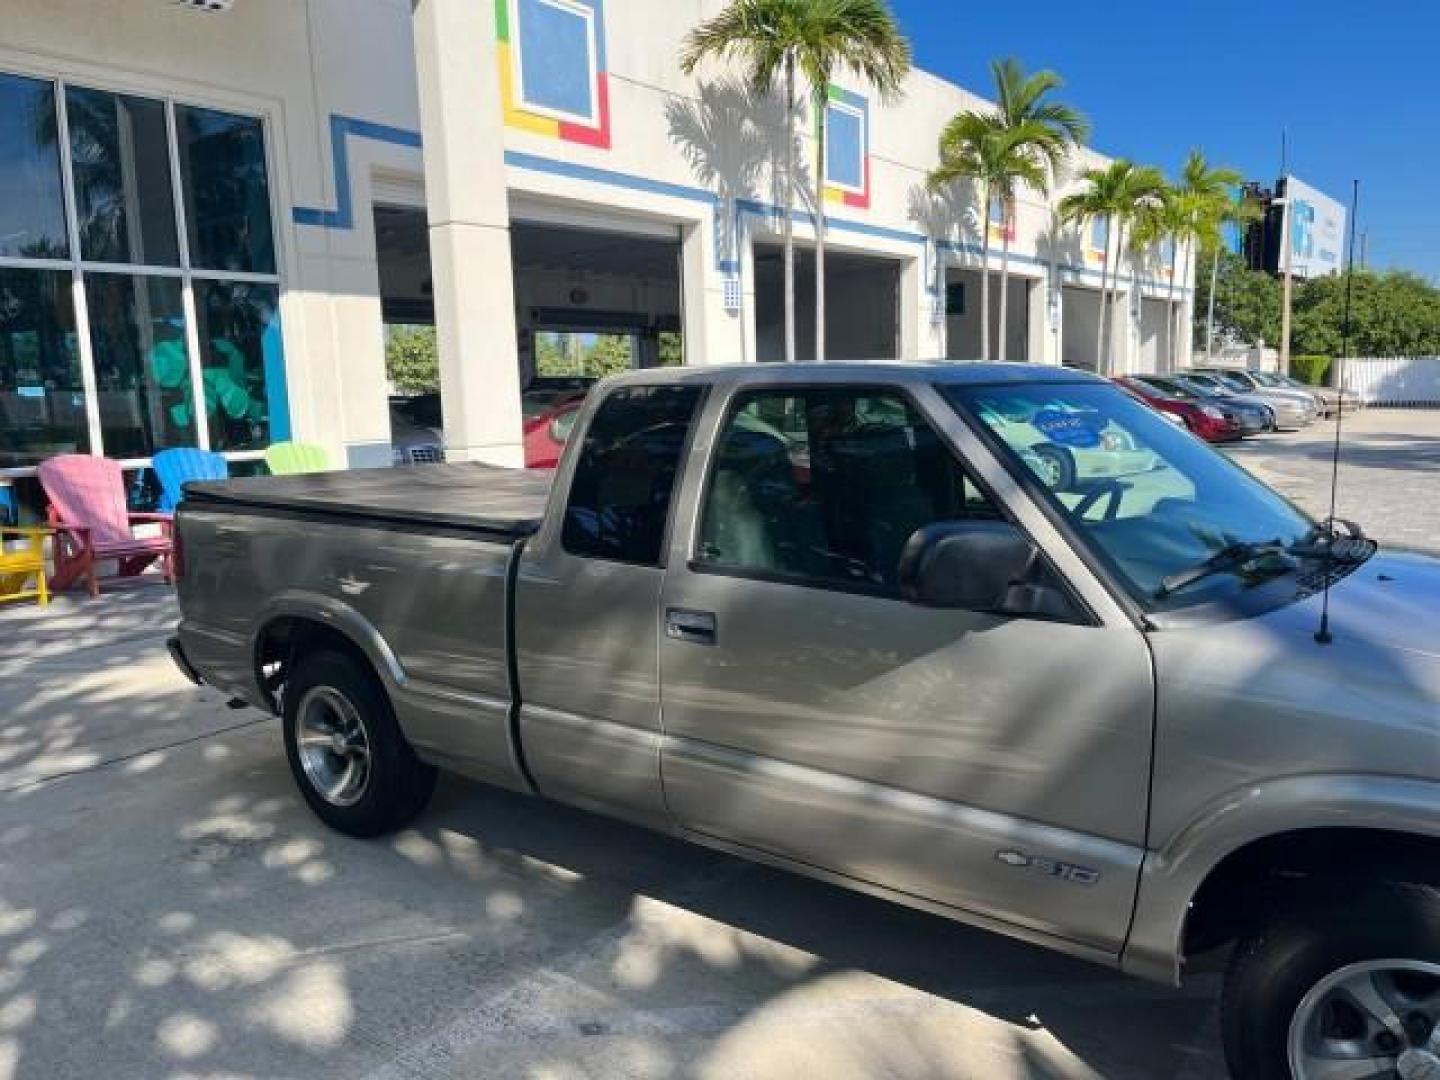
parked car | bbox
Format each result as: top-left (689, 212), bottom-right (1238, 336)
top-left (388, 393), bottom-right (446, 465)
top-left (1180, 371), bottom-right (1317, 430)
top-left (1192, 367), bottom-right (1328, 422)
top-left (1113, 376), bottom-right (1243, 443)
top-left (173, 362), bottom-right (1440, 1080)
top-left (1252, 370), bottom-right (1362, 416)
top-left (1129, 374), bottom-right (1272, 436)
top-left (522, 390), bottom-right (587, 469)
top-left (390, 383), bottom-right (597, 469)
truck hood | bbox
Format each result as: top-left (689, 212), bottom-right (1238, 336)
top-left (1147, 549), bottom-right (1440, 823)
top-left (1292, 550), bottom-right (1440, 661)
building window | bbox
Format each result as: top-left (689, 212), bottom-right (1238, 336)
top-left (193, 280), bottom-right (283, 452)
top-left (66, 87), bottom-right (180, 266)
top-left (85, 272), bottom-right (190, 458)
top-left (0, 74), bottom-right (69, 261)
top-left (176, 105), bottom-right (276, 275)
top-left (513, 0), bottom-right (599, 125)
top-left (0, 268), bottom-right (88, 467)
top-left (0, 71), bottom-right (284, 475)
top-left (825, 99), bottom-right (865, 193)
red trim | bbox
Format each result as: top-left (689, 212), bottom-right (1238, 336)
top-left (558, 74), bottom-right (611, 148)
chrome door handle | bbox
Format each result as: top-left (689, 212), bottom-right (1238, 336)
top-left (665, 608), bottom-right (717, 645)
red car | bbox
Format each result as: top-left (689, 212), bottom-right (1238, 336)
top-left (1112, 376), bottom-right (1242, 443)
top-left (522, 391), bottom-right (587, 468)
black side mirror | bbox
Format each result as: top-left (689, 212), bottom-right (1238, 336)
top-left (898, 521), bottom-right (1075, 619)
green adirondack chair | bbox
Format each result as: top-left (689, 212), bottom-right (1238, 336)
top-left (263, 442), bottom-right (331, 475)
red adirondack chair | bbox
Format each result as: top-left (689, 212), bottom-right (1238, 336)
top-left (38, 455), bottom-right (174, 597)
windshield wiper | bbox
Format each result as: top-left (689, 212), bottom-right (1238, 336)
top-left (1156, 541), bottom-right (1296, 598)
top-left (1156, 521), bottom-right (1375, 600)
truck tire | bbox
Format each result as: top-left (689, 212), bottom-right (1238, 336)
top-left (1221, 881), bottom-right (1440, 1079)
top-left (282, 650), bottom-right (436, 838)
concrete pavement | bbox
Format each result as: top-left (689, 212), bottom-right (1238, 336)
top-left (0, 587), bottom-right (1223, 1079)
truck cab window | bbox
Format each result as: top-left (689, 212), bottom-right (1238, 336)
top-left (561, 384), bottom-right (702, 565)
top-left (696, 388), bottom-right (997, 591)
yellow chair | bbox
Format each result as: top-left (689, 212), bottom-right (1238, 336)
top-left (0, 527), bottom-right (50, 607)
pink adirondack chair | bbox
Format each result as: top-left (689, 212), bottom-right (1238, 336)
top-left (38, 455), bottom-right (174, 597)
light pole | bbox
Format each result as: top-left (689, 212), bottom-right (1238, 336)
top-left (1274, 193), bottom-right (1293, 375)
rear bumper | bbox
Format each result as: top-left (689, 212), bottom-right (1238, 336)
top-left (167, 634), bottom-right (203, 686)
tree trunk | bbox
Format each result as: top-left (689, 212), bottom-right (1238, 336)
top-left (1175, 238), bottom-right (1192, 370)
top-left (1205, 245), bottom-right (1220, 362)
top-left (980, 181), bottom-right (992, 362)
top-left (998, 203), bottom-right (1011, 363)
top-left (1163, 237), bottom-right (1179, 371)
top-left (1111, 222), bottom-right (1130, 376)
top-left (814, 85), bottom-right (827, 364)
top-left (1094, 217), bottom-right (1110, 373)
top-left (782, 59), bottom-right (797, 364)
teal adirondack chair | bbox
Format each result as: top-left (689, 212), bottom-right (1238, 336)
top-left (152, 448), bottom-right (229, 511)
top-left (264, 442), bottom-right (330, 475)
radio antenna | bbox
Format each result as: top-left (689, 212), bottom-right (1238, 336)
top-left (1314, 179), bottom-right (1360, 645)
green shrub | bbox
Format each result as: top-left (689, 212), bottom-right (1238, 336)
top-left (1290, 354), bottom-right (1332, 386)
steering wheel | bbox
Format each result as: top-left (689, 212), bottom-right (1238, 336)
top-left (1072, 478), bottom-right (1128, 522)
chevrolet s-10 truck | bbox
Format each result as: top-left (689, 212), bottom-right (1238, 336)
top-left (170, 363), bottom-right (1440, 1080)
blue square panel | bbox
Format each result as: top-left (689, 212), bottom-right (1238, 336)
top-left (518, 0), bottom-right (596, 121)
top-left (826, 104), bottom-right (864, 190)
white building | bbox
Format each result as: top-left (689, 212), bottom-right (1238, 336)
top-left (0, 0), bottom-right (1192, 500)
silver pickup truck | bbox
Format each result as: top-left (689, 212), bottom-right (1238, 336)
top-left (171, 363), bottom-right (1440, 1080)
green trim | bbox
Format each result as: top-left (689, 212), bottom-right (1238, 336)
top-left (495, 0), bottom-right (510, 42)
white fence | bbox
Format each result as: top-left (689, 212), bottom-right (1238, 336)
top-left (1340, 356), bottom-right (1440, 406)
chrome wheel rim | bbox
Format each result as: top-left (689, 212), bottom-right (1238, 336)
top-left (1289, 960), bottom-right (1440, 1079)
top-left (295, 686), bottom-right (372, 807)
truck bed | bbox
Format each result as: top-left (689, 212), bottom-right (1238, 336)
top-left (183, 463), bottom-right (551, 540)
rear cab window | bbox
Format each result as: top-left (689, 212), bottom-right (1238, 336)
top-left (561, 384), bottom-right (703, 565)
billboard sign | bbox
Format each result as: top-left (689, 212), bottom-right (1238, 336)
top-left (1282, 176), bottom-right (1346, 279)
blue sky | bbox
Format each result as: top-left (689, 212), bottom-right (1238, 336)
top-left (889, 0), bottom-right (1438, 282)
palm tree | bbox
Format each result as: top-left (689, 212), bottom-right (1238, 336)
top-left (1058, 161), bottom-right (1166, 374)
top-left (1131, 184), bottom-right (1202, 370)
top-left (681, 0), bottom-right (910, 363)
top-left (1175, 150), bottom-right (1242, 363)
top-left (986, 58), bottom-right (1089, 362)
top-left (928, 113), bottom-right (1049, 361)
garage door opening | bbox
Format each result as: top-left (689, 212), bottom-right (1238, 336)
top-left (944, 268), bottom-right (1030, 363)
top-left (512, 220), bottom-right (683, 384)
top-left (753, 243), bottom-right (899, 362)
top-left (1139, 297), bottom-right (1178, 372)
top-left (374, 203), bottom-right (444, 464)
top-left (1061, 284), bottom-right (1106, 371)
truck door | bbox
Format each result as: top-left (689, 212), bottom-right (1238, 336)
top-left (657, 383), bottom-right (1154, 952)
top-left (514, 382), bottom-right (703, 827)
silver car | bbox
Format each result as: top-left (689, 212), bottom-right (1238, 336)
top-left (1186, 369), bottom-right (1319, 429)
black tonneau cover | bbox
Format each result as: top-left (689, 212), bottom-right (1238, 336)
top-left (183, 463), bottom-right (551, 540)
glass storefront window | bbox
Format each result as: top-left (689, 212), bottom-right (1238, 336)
top-left (0, 73), bottom-right (285, 470)
top-left (0, 74), bottom-right (69, 260)
top-left (0, 268), bottom-right (88, 467)
top-left (85, 272), bottom-right (192, 458)
top-left (176, 105), bottom-right (276, 275)
top-left (66, 87), bottom-right (180, 267)
top-left (194, 280), bottom-right (281, 451)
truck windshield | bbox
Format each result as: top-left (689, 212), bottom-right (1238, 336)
top-left (941, 381), bottom-right (1314, 611)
